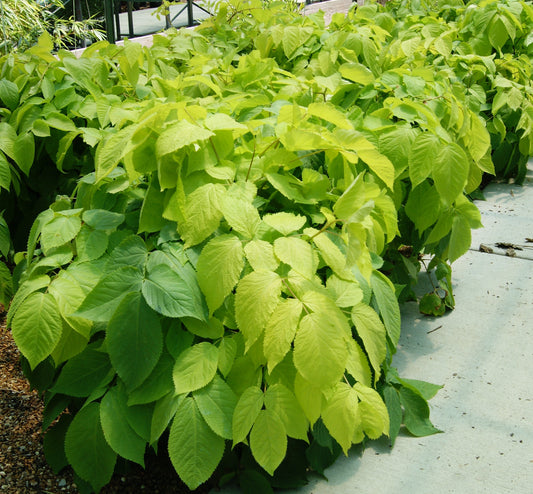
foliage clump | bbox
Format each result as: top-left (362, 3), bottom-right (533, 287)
top-left (1, 0), bottom-right (532, 491)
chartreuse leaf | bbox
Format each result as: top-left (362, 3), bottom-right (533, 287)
top-left (250, 409), bottom-right (287, 476)
top-left (193, 375), bottom-right (237, 439)
top-left (197, 234), bottom-right (244, 315)
top-left (218, 336), bottom-right (238, 378)
top-left (405, 181), bottom-right (441, 233)
top-left (95, 126), bottom-right (136, 181)
top-left (354, 382), bottom-right (390, 440)
top-left (340, 63), bottom-right (375, 85)
top-left (221, 197), bottom-right (261, 238)
top-left (107, 292), bottom-right (163, 390)
top-left (235, 270), bottom-right (282, 350)
top-left (100, 385), bottom-right (146, 466)
top-left (265, 383), bottom-right (308, 441)
top-left (321, 383), bottom-right (360, 454)
top-left (409, 132), bottom-right (440, 188)
top-left (179, 183), bottom-right (225, 248)
top-left (11, 292), bottom-right (62, 370)
top-left (448, 214), bottom-right (472, 263)
top-left (293, 312), bottom-right (348, 390)
top-left (75, 266), bottom-right (143, 322)
top-left (306, 228), bottom-right (354, 281)
top-left (351, 303), bottom-right (387, 381)
top-left (156, 120), bottom-right (213, 157)
top-left (371, 271), bottom-right (401, 346)
top-left (294, 373), bottom-right (324, 426)
top-left (263, 298), bottom-right (302, 373)
top-left (65, 402), bottom-right (117, 492)
top-left (308, 102), bottom-right (352, 130)
top-left (142, 264), bottom-right (208, 321)
top-left (244, 240), bottom-right (279, 271)
top-left (274, 237), bottom-right (317, 279)
top-left (433, 143), bottom-right (469, 206)
top-left (168, 397), bottom-right (225, 490)
top-left (263, 212), bottom-right (307, 236)
top-left (345, 339), bottom-right (372, 387)
top-left (326, 274), bottom-right (363, 308)
top-left (50, 318), bottom-right (88, 366)
top-left (232, 385), bottom-right (264, 446)
top-left (173, 342), bottom-right (219, 395)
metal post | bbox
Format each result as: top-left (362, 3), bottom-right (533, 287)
top-left (103, 0), bottom-right (116, 43)
top-left (187, 0), bottom-right (194, 27)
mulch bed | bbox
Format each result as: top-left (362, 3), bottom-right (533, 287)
top-left (0, 323), bottom-right (212, 494)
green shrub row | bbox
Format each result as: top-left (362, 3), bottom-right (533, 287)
top-left (0, 0), bottom-right (532, 491)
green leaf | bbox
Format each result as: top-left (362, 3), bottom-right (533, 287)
top-left (82, 209), bottom-right (125, 231)
top-left (156, 120), bottom-right (213, 157)
top-left (173, 342), bottom-right (219, 395)
top-left (76, 228), bottom-right (108, 262)
top-left (351, 303), bottom-right (387, 379)
top-left (107, 235), bottom-right (148, 272)
top-left (235, 270), bottom-right (282, 350)
top-left (197, 234), bottom-right (244, 315)
top-left (107, 292), bottom-right (163, 390)
top-left (150, 393), bottom-right (182, 444)
top-left (13, 132), bottom-right (35, 175)
top-left (100, 386), bottom-right (146, 466)
top-left (232, 385), bottom-right (264, 446)
top-left (0, 79), bottom-right (19, 110)
top-left (182, 316), bottom-right (224, 339)
top-left (273, 237), bottom-right (317, 279)
top-left (142, 264), bottom-right (207, 320)
top-left (11, 292), bottom-right (62, 370)
top-left (263, 298), bottom-right (302, 373)
top-left (263, 212), bottom-right (306, 236)
top-left (41, 214), bottom-right (82, 252)
top-left (0, 151), bottom-right (11, 191)
top-left (405, 182), bottom-right (441, 233)
top-left (433, 143), bottom-right (469, 206)
top-left (65, 402), bottom-right (117, 492)
top-left (371, 271), bottom-right (401, 346)
top-left (168, 397), bottom-right (225, 490)
top-left (399, 387), bottom-right (441, 437)
top-left (409, 133), bottom-right (440, 188)
top-left (128, 352), bottom-right (174, 406)
top-left (43, 415), bottom-right (72, 474)
top-left (265, 383), bottom-right (308, 441)
top-left (52, 345), bottom-right (112, 397)
top-left (308, 102), bottom-right (352, 130)
top-left (321, 383), bottom-right (360, 454)
top-left (75, 266), bottom-right (143, 322)
top-left (193, 375), bottom-right (238, 439)
top-left (293, 312), bottom-right (348, 390)
top-left (250, 409), bottom-right (287, 476)
top-left (382, 384), bottom-right (402, 447)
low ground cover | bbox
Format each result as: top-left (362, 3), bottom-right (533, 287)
top-left (0, 0), bottom-right (532, 491)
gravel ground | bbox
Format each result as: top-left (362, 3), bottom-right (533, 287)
top-left (0, 324), bottom-right (212, 494)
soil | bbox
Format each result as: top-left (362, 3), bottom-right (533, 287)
top-left (0, 322), bottom-right (212, 494)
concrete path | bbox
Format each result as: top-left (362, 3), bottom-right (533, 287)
top-left (294, 165), bottom-right (533, 493)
